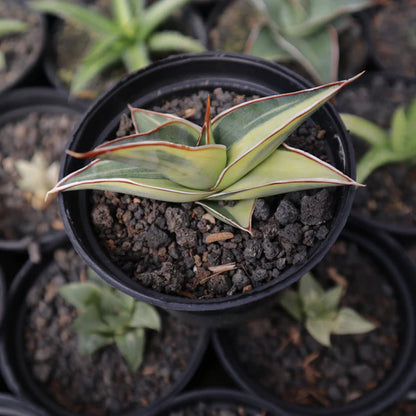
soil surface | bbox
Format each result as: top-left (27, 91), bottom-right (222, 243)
top-left (370, 0), bottom-right (416, 77)
top-left (335, 73), bottom-right (416, 228)
top-left (23, 247), bottom-right (201, 416)
top-left (0, 0), bottom-right (43, 92)
top-left (0, 111), bottom-right (79, 243)
top-left (219, 237), bottom-right (401, 408)
top-left (91, 88), bottom-right (341, 299)
top-left (165, 402), bottom-right (271, 415)
top-left (380, 400), bottom-right (416, 416)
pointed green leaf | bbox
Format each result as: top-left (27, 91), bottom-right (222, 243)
top-left (122, 39), bottom-right (150, 72)
top-left (48, 160), bottom-right (214, 203)
top-left (299, 273), bottom-right (325, 308)
top-left (115, 328), bottom-right (145, 371)
top-left (196, 199), bottom-right (255, 234)
top-left (69, 140), bottom-right (226, 190)
top-left (130, 302), bottom-right (161, 331)
top-left (306, 316), bottom-right (334, 346)
top-left (391, 106), bottom-right (407, 152)
top-left (59, 282), bottom-right (101, 311)
top-left (211, 75), bottom-right (361, 190)
top-left (321, 285), bottom-right (343, 312)
top-left (197, 96), bottom-right (214, 145)
top-left (100, 287), bottom-right (134, 316)
top-left (112, 0), bottom-right (135, 36)
top-left (30, 1), bottom-right (121, 35)
top-left (341, 113), bottom-right (389, 146)
top-left (0, 19), bottom-right (27, 37)
top-left (208, 145), bottom-right (359, 200)
top-left (333, 307), bottom-right (376, 335)
top-left (279, 289), bottom-right (303, 322)
top-left (72, 304), bottom-right (110, 334)
top-left (0, 52), bottom-right (5, 71)
top-left (148, 31), bottom-right (205, 53)
top-left (406, 98), bottom-right (416, 136)
top-left (78, 332), bottom-right (113, 355)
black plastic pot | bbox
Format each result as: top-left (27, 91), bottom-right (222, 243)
top-left (0, 242), bottom-right (209, 416)
top-left (0, 264), bottom-right (5, 325)
top-left (213, 215), bottom-right (416, 416)
top-left (59, 51), bottom-right (357, 327)
top-left (0, 394), bottom-right (47, 416)
top-left (0, 88), bottom-right (87, 258)
top-left (43, 3), bottom-right (207, 97)
top-left (144, 388), bottom-right (285, 415)
top-left (0, 1), bottom-right (47, 94)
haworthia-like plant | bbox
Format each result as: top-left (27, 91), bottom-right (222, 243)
top-left (246, 0), bottom-right (375, 83)
top-left (48, 76), bottom-right (362, 233)
top-left (31, 0), bottom-right (205, 94)
top-left (279, 273), bottom-right (376, 346)
top-left (0, 18), bottom-right (28, 70)
top-left (341, 98), bottom-right (416, 183)
top-left (60, 268), bottom-right (161, 371)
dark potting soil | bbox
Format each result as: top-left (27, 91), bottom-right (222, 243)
top-left (0, 0), bottom-right (43, 91)
top-left (380, 400), bottom-right (416, 416)
top-left (222, 238), bottom-right (400, 408)
top-left (335, 73), bottom-right (416, 228)
top-left (165, 402), bottom-right (270, 416)
top-left (369, 0), bottom-right (416, 77)
top-left (23, 248), bottom-right (201, 416)
top-left (91, 88), bottom-right (340, 299)
top-left (0, 112), bottom-right (79, 242)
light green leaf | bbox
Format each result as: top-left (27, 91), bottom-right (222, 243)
top-left (196, 199), bottom-right (256, 234)
top-left (30, 1), bottom-right (120, 35)
top-left (341, 113), bottom-right (389, 146)
top-left (279, 289), bottom-right (303, 322)
top-left (391, 106), bottom-right (407, 152)
top-left (208, 146), bottom-right (359, 200)
top-left (333, 307), bottom-right (376, 335)
top-left (69, 139), bottom-right (226, 190)
top-left (130, 302), bottom-right (161, 331)
top-left (48, 160), bottom-right (214, 203)
top-left (211, 75), bottom-right (360, 190)
top-left (59, 282), bottom-right (101, 311)
top-left (299, 272), bottom-right (325, 308)
top-left (148, 31), bottom-right (205, 53)
top-left (78, 332), bottom-right (113, 355)
top-left (122, 39), bottom-right (150, 72)
top-left (321, 285), bottom-right (343, 312)
top-left (306, 316), bottom-right (334, 346)
top-left (72, 304), bottom-right (110, 334)
top-left (100, 287), bottom-right (134, 316)
top-left (0, 18), bottom-right (27, 37)
top-left (115, 328), bottom-right (145, 371)
top-left (0, 51), bottom-right (5, 71)
top-left (406, 98), bottom-right (416, 136)
top-left (112, 0), bottom-right (135, 36)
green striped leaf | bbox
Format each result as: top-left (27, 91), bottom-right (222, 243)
top-left (196, 199), bottom-right (256, 234)
top-left (48, 160), bottom-right (214, 202)
top-left (208, 145), bottom-right (359, 200)
top-left (211, 74), bottom-right (361, 190)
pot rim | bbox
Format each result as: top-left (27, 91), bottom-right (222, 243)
top-left (59, 51), bottom-right (357, 314)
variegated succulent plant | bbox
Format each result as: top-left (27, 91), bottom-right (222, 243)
top-left (48, 76), bottom-right (361, 233)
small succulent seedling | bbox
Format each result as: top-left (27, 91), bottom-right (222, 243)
top-left (31, 0), bottom-right (205, 94)
top-left (279, 273), bottom-right (376, 346)
top-left (48, 76), bottom-right (362, 233)
top-left (341, 98), bottom-right (416, 183)
top-left (59, 268), bottom-right (161, 371)
top-left (14, 152), bottom-right (59, 210)
top-left (246, 0), bottom-right (375, 83)
top-left (0, 18), bottom-right (28, 70)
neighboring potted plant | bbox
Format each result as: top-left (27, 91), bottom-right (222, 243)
top-left (0, 88), bottom-right (86, 260)
top-left (213, 217), bottom-right (416, 415)
top-left (207, 0), bottom-right (375, 84)
top-left (52, 52), bottom-right (359, 326)
top-left (32, 0), bottom-right (207, 99)
top-left (335, 71), bottom-right (416, 235)
top-left (0, 0), bottom-right (46, 93)
top-left (0, 243), bottom-right (209, 416)
top-left (144, 388), bottom-right (283, 415)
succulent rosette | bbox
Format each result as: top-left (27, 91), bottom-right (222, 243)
top-left (48, 75), bottom-right (361, 233)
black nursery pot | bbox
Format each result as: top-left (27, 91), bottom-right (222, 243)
top-left (0, 394), bottom-right (47, 416)
top-left (213, 215), bottom-right (416, 416)
top-left (0, 264), bottom-right (5, 325)
top-left (59, 52), bottom-right (357, 326)
top-left (0, 246), bottom-right (209, 416)
top-left (144, 388), bottom-right (284, 415)
top-left (0, 88), bottom-right (87, 255)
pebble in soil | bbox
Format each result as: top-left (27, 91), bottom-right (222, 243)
top-left (222, 239), bottom-right (400, 408)
top-left (23, 248), bottom-right (201, 416)
top-left (91, 88), bottom-right (342, 299)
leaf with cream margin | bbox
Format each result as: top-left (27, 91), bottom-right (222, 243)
top-left (196, 199), bottom-right (256, 234)
top-left (211, 74), bottom-right (362, 191)
top-left (47, 159), bottom-right (214, 203)
top-left (68, 139), bottom-right (226, 190)
top-left (208, 144), bottom-right (360, 201)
